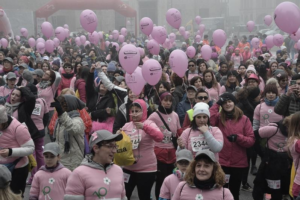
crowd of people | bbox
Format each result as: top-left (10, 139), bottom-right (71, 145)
top-left (0, 31), bottom-right (299, 200)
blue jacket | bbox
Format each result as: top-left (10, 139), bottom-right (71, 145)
top-left (176, 98), bottom-right (193, 126)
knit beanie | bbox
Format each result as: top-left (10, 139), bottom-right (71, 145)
top-left (219, 92), bottom-right (237, 105)
top-left (246, 65), bottom-right (257, 74)
top-left (248, 87), bottom-right (261, 99)
top-left (22, 69), bottom-right (34, 84)
top-left (52, 59), bottom-right (61, 68)
top-left (0, 106), bottom-right (8, 123)
top-left (107, 62), bottom-right (116, 72)
top-left (273, 69), bottom-right (286, 78)
top-left (193, 102), bottom-right (210, 118)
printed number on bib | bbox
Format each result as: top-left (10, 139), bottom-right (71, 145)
top-left (191, 135), bottom-right (208, 152)
top-left (266, 179), bottom-right (280, 189)
top-left (123, 173), bottom-right (130, 183)
top-left (225, 174), bottom-right (230, 183)
top-left (162, 130), bottom-right (172, 143)
top-left (32, 104), bottom-right (42, 116)
top-left (130, 134), bottom-right (141, 150)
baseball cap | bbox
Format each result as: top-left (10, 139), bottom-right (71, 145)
top-left (0, 165), bottom-right (11, 189)
top-left (81, 61), bottom-right (89, 66)
top-left (195, 149), bottom-right (216, 162)
top-left (100, 62), bottom-right (107, 67)
top-left (6, 72), bottom-right (17, 80)
top-left (89, 130), bottom-right (123, 149)
top-left (32, 69), bottom-right (44, 77)
top-left (114, 76), bottom-right (125, 83)
top-left (43, 142), bottom-right (60, 156)
top-left (43, 56), bottom-right (49, 61)
top-left (18, 63), bottom-right (28, 69)
top-left (187, 85), bottom-right (197, 93)
top-left (3, 57), bottom-right (13, 64)
top-left (176, 149), bottom-right (193, 162)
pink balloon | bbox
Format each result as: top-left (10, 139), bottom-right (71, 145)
top-left (199, 24), bottom-right (205, 34)
top-left (36, 38), bottom-right (45, 44)
top-left (28, 38), bottom-right (36, 48)
top-left (166, 8), bottom-right (182, 29)
top-left (297, 40), bottom-right (300, 50)
top-left (84, 41), bottom-right (91, 47)
top-left (138, 47), bottom-right (145, 57)
top-left (75, 37), bottom-right (81, 46)
top-left (163, 38), bottom-right (171, 49)
top-left (118, 35), bottom-right (125, 43)
top-left (64, 29), bottom-right (69, 38)
top-left (151, 26), bottom-right (167, 44)
top-left (118, 44), bottom-right (140, 74)
top-left (186, 46), bottom-right (196, 58)
top-left (105, 41), bottom-right (110, 47)
top-left (212, 29), bottom-right (227, 48)
top-left (142, 59), bottom-right (162, 86)
top-left (57, 46), bottom-right (64, 55)
top-left (36, 42), bottom-right (45, 54)
top-left (41, 21), bottom-right (54, 39)
top-left (291, 28), bottom-right (300, 41)
top-left (53, 38), bottom-right (60, 47)
top-left (169, 33), bottom-right (176, 43)
top-left (55, 27), bottom-right (66, 41)
top-left (20, 28), bottom-right (28, 38)
top-left (273, 34), bottom-right (284, 47)
top-left (1, 38), bottom-right (8, 49)
top-left (251, 37), bottom-right (260, 49)
top-left (112, 42), bottom-right (120, 51)
top-left (147, 39), bottom-right (160, 55)
top-left (89, 31), bottom-right (100, 45)
top-left (265, 35), bottom-right (274, 49)
top-left (140, 17), bottom-right (154, 36)
top-left (15, 35), bottom-right (20, 41)
top-left (125, 67), bottom-right (146, 95)
top-left (45, 40), bottom-right (55, 53)
top-left (247, 21), bottom-right (255, 32)
top-left (201, 45), bottom-right (212, 61)
top-left (80, 9), bottom-right (98, 33)
top-left (109, 35), bottom-right (113, 40)
top-left (184, 31), bottom-right (190, 40)
top-left (112, 30), bottom-right (119, 40)
top-left (195, 35), bottom-right (201, 43)
top-left (264, 15), bottom-right (272, 26)
top-left (63, 24), bottom-right (69, 29)
top-left (195, 16), bottom-right (201, 25)
top-left (121, 28), bottom-right (127, 37)
top-left (169, 50), bottom-right (188, 77)
top-left (80, 35), bottom-right (86, 45)
top-left (122, 42), bottom-right (128, 47)
top-left (98, 32), bottom-right (103, 40)
top-left (179, 26), bottom-right (185, 35)
top-left (274, 2), bottom-right (300, 35)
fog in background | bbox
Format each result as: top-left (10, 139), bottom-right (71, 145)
top-left (1, 0), bottom-right (300, 39)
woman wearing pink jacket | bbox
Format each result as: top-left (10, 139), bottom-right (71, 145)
top-left (120, 99), bottom-right (163, 200)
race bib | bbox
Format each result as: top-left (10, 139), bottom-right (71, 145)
top-left (225, 174), bottom-right (230, 183)
top-left (190, 135), bottom-right (208, 152)
top-left (266, 179), bottom-right (280, 189)
top-left (162, 130), bottom-right (172, 143)
top-left (32, 104), bottom-right (42, 116)
top-left (123, 173), bottom-right (130, 183)
top-left (130, 134), bottom-right (141, 150)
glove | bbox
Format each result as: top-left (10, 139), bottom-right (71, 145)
top-left (227, 134), bottom-right (237, 142)
top-left (50, 99), bottom-right (64, 116)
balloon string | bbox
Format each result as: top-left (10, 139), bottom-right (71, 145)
top-left (182, 78), bottom-right (193, 108)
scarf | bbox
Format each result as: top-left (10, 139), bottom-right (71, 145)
top-left (173, 168), bottom-right (185, 181)
top-left (158, 105), bottom-right (173, 114)
top-left (62, 73), bottom-right (74, 79)
top-left (193, 176), bottom-right (216, 190)
top-left (223, 109), bottom-right (235, 119)
top-left (5, 102), bottom-right (21, 116)
top-left (264, 97), bottom-right (279, 107)
top-left (39, 80), bottom-right (51, 89)
top-left (205, 82), bottom-right (213, 89)
top-left (54, 110), bottom-right (80, 153)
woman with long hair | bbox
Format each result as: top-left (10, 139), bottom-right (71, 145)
top-left (202, 69), bottom-right (220, 104)
top-left (210, 93), bottom-right (255, 200)
top-left (172, 149), bottom-right (234, 200)
top-left (220, 70), bottom-right (240, 95)
top-left (190, 76), bottom-right (203, 91)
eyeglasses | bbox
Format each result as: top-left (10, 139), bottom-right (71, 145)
top-left (64, 66), bottom-right (72, 69)
top-left (188, 65), bottom-right (195, 67)
top-left (197, 96), bottom-right (208, 100)
top-left (103, 144), bottom-right (117, 150)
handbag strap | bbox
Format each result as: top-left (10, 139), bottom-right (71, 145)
top-left (156, 111), bottom-right (171, 132)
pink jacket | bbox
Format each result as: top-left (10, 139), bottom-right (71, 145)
top-left (31, 98), bottom-right (49, 130)
top-left (29, 163), bottom-right (71, 200)
top-left (210, 104), bottom-right (255, 168)
top-left (0, 85), bottom-right (13, 97)
top-left (0, 117), bottom-right (34, 168)
top-left (57, 73), bottom-right (75, 96)
top-left (259, 123), bottom-right (287, 152)
top-left (172, 181), bottom-right (234, 200)
top-left (64, 157), bottom-right (126, 200)
top-left (206, 83), bottom-right (220, 103)
top-left (159, 174), bottom-right (181, 199)
top-left (179, 127), bottom-right (223, 160)
top-left (123, 99), bottom-right (163, 172)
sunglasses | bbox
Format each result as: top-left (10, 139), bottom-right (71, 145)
top-left (64, 66), bottom-right (72, 69)
top-left (197, 96), bottom-right (208, 100)
top-left (188, 65), bottom-right (195, 67)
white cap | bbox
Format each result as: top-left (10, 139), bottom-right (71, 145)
top-left (193, 102), bottom-right (210, 118)
top-left (43, 56), bottom-right (49, 61)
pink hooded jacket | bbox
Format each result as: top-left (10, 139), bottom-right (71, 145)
top-left (122, 99), bottom-right (164, 172)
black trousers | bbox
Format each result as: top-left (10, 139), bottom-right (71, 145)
top-left (222, 166), bottom-right (247, 200)
top-left (155, 160), bottom-right (175, 200)
top-left (10, 165), bottom-right (28, 197)
top-left (123, 168), bottom-right (156, 200)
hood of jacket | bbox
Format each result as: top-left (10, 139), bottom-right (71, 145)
top-left (80, 154), bottom-right (113, 171)
top-left (40, 162), bottom-right (65, 173)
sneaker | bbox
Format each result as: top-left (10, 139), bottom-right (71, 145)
top-left (241, 183), bottom-right (253, 192)
top-left (251, 166), bottom-right (258, 175)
